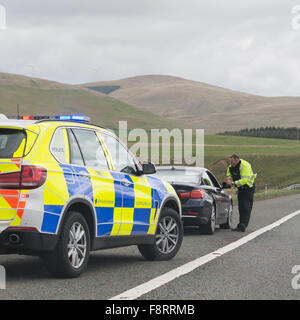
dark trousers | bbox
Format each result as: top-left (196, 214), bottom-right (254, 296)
top-left (237, 186), bottom-right (255, 230)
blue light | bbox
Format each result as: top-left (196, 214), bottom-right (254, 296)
top-left (57, 115), bottom-right (90, 122)
top-left (58, 115), bottom-right (71, 120)
top-left (71, 115), bottom-right (85, 121)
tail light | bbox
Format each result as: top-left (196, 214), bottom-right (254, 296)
top-left (22, 115), bottom-right (34, 120)
top-left (6, 226), bottom-right (37, 231)
top-left (0, 165), bottom-right (47, 189)
top-left (179, 189), bottom-right (204, 199)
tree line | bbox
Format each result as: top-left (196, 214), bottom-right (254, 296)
top-left (219, 126), bottom-right (300, 140)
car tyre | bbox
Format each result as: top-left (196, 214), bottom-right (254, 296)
top-left (219, 201), bottom-right (233, 229)
top-left (42, 211), bottom-right (90, 278)
top-left (138, 207), bottom-right (183, 261)
top-left (200, 204), bottom-right (216, 235)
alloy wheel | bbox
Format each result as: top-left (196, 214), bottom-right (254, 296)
top-left (156, 216), bottom-right (179, 254)
top-left (67, 222), bottom-right (87, 269)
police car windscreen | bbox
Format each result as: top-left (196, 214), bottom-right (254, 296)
top-left (155, 169), bottom-right (201, 184)
top-left (0, 129), bottom-right (26, 158)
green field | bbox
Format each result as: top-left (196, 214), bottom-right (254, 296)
top-left (205, 134), bottom-right (300, 190)
top-left (128, 134), bottom-right (300, 192)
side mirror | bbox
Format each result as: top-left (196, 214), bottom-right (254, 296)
top-left (142, 162), bottom-right (156, 175)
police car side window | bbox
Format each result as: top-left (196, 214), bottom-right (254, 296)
top-left (101, 133), bottom-right (137, 175)
top-left (51, 129), bottom-right (68, 163)
top-left (72, 129), bottom-right (109, 170)
top-left (68, 129), bottom-right (84, 166)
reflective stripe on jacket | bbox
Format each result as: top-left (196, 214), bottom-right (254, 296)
top-left (226, 159), bottom-right (257, 188)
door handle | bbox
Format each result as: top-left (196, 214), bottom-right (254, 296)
top-left (121, 179), bottom-right (131, 187)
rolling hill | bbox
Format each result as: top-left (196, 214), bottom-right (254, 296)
top-left (0, 73), bottom-right (179, 130)
top-left (1, 72), bottom-right (300, 192)
top-left (83, 75), bottom-right (300, 133)
top-left (2, 72), bottom-right (300, 134)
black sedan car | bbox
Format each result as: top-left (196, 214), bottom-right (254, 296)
top-left (155, 166), bottom-right (233, 234)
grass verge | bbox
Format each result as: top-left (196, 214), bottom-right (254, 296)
top-left (229, 188), bottom-right (300, 203)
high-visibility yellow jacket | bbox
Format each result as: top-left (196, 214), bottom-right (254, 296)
top-left (226, 159), bottom-right (257, 188)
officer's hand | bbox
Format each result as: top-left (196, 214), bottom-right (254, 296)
top-left (226, 178), bottom-right (233, 186)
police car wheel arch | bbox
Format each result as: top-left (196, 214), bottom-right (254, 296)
top-left (56, 197), bottom-right (97, 246)
top-left (153, 194), bottom-right (182, 234)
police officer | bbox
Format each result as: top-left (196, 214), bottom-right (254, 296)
top-left (226, 154), bottom-right (257, 232)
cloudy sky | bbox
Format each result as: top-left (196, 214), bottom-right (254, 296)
top-left (0, 0), bottom-right (299, 96)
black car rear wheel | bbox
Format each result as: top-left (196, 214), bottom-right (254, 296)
top-left (220, 202), bottom-right (233, 229)
top-left (200, 204), bottom-right (216, 235)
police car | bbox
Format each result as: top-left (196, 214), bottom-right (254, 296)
top-left (0, 115), bottom-right (183, 278)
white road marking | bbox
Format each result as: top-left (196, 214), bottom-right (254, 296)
top-left (109, 209), bottom-right (300, 300)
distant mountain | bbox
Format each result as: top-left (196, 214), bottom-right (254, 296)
top-left (0, 73), bottom-right (179, 130)
top-left (83, 75), bottom-right (300, 133)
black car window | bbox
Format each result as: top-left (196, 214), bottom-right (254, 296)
top-left (201, 171), bottom-right (213, 186)
top-left (155, 169), bottom-right (201, 184)
top-left (206, 171), bottom-right (221, 188)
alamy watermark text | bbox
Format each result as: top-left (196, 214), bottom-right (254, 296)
top-left (115, 121), bottom-right (204, 167)
top-left (292, 265), bottom-right (300, 290)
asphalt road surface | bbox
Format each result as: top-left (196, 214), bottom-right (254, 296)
top-left (0, 193), bottom-right (300, 300)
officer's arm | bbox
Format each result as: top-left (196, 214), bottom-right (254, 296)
top-left (226, 166), bottom-right (232, 178)
top-left (234, 164), bottom-right (252, 187)
top-left (226, 166), bottom-right (233, 186)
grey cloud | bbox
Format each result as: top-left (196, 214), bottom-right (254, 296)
top-left (0, 0), bottom-right (299, 95)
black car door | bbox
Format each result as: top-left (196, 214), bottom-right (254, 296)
top-left (206, 170), bottom-right (230, 219)
top-left (201, 171), bottom-right (224, 222)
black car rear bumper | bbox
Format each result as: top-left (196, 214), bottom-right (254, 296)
top-left (0, 228), bottom-right (58, 255)
top-left (181, 200), bottom-right (211, 226)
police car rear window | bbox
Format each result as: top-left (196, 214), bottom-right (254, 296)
top-left (0, 129), bottom-right (26, 158)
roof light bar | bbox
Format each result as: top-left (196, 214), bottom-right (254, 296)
top-left (57, 115), bottom-right (90, 122)
top-left (57, 115), bottom-right (72, 121)
top-left (7, 115), bottom-right (90, 122)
